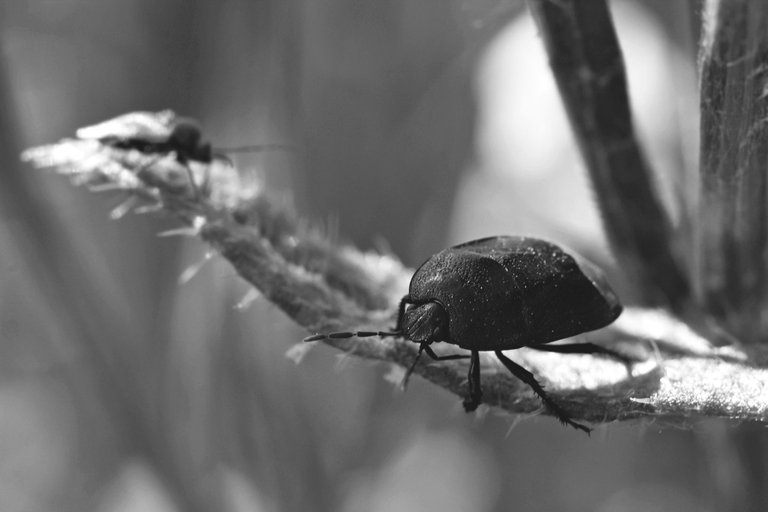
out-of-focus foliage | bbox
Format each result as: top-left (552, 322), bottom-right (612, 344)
top-left (3, 1), bottom-right (768, 512)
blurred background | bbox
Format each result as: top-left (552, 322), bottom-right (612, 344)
top-left (1, 0), bottom-right (765, 511)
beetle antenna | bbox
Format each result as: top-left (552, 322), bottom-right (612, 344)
top-left (303, 331), bottom-right (402, 342)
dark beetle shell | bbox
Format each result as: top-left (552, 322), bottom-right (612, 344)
top-left (408, 236), bottom-right (622, 351)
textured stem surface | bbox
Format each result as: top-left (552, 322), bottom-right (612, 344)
top-left (699, 0), bottom-right (768, 342)
top-left (21, 119), bottom-right (768, 427)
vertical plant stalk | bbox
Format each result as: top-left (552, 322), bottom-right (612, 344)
top-left (526, 0), bottom-right (690, 310)
top-left (699, 0), bottom-right (768, 342)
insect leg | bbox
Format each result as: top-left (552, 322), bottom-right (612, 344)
top-left (212, 152), bottom-right (234, 167)
top-left (422, 345), bottom-right (471, 361)
top-left (401, 344), bottom-right (425, 390)
top-left (462, 350), bottom-right (483, 412)
top-left (530, 343), bottom-right (635, 369)
top-left (494, 350), bottom-right (591, 434)
top-left (133, 154), bottom-right (163, 179)
top-left (175, 156), bottom-right (203, 200)
top-left (402, 345), bottom-right (470, 390)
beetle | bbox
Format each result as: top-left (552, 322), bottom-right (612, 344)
top-left (305, 235), bottom-right (631, 433)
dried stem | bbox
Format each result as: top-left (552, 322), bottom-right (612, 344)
top-left (21, 115), bottom-right (768, 427)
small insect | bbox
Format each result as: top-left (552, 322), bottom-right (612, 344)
top-left (77, 110), bottom-right (292, 195)
top-left (305, 236), bottom-right (631, 433)
top-left (77, 110), bottom-right (212, 163)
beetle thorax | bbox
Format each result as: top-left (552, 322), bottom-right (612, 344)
top-left (401, 302), bottom-right (449, 344)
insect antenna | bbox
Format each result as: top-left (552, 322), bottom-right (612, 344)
top-left (215, 143), bottom-right (296, 154)
top-left (304, 330), bottom-right (428, 390)
top-left (304, 331), bottom-right (427, 391)
top-left (303, 330), bottom-right (401, 342)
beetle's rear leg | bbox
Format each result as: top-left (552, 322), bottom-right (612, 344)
top-left (462, 350), bottom-right (483, 412)
top-left (530, 342), bottom-right (636, 372)
top-left (494, 350), bottom-right (591, 434)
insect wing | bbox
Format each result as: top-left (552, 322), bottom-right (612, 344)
top-left (441, 236), bottom-right (621, 346)
top-left (482, 237), bottom-right (622, 344)
top-left (76, 110), bottom-right (177, 143)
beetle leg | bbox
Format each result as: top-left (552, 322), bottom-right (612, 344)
top-left (422, 345), bottom-right (471, 361)
top-left (494, 351), bottom-right (591, 434)
top-left (530, 343), bottom-right (635, 372)
top-left (401, 344), bottom-right (425, 390)
top-left (463, 350), bottom-right (483, 412)
top-left (402, 344), bottom-right (471, 390)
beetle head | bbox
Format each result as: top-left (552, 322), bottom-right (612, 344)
top-left (401, 301), bottom-right (449, 344)
top-left (303, 302), bottom-right (449, 392)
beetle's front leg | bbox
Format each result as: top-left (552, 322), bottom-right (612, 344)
top-left (402, 345), bottom-right (471, 390)
top-left (422, 345), bottom-right (471, 362)
top-left (462, 350), bottom-right (482, 412)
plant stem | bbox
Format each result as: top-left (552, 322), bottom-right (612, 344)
top-left (22, 126), bottom-right (768, 426)
top-left (526, 0), bottom-right (691, 310)
top-left (699, 0), bottom-right (768, 343)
